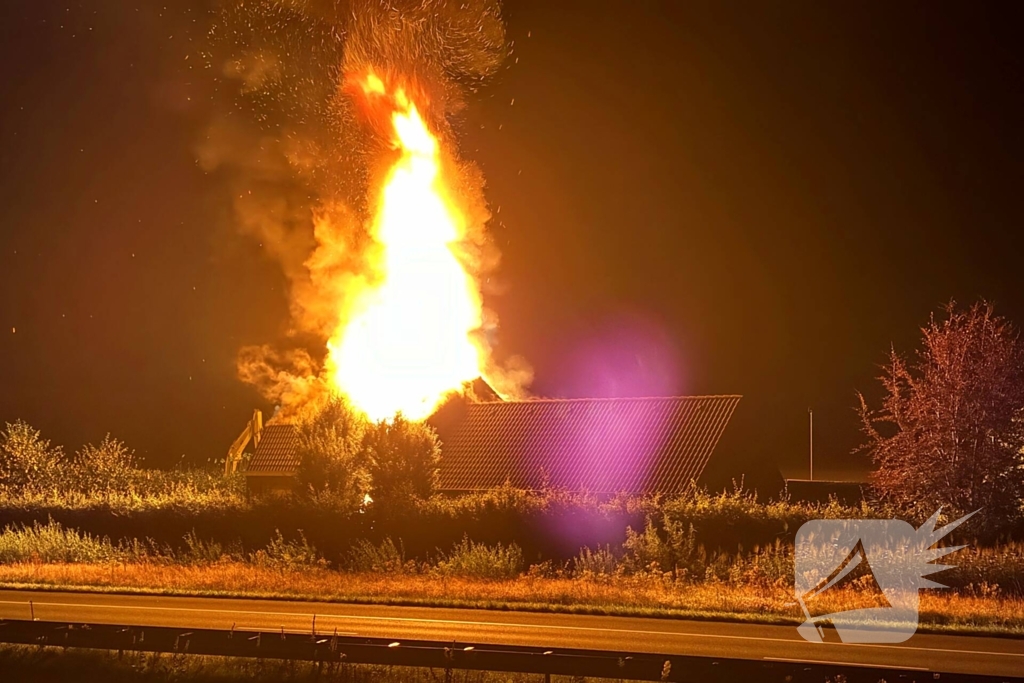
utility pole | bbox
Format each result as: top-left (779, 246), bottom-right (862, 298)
top-left (808, 407), bottom-right (814, 481)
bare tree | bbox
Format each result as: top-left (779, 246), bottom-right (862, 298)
top-left (859, 301), bottom-right (1024, 526)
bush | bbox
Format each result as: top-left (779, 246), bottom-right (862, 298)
top-left (621, 517), bottom-right (671, 575)
top-left (364, 416), bottom-right (440, 504)
top-left (178, 530), bottom-right (241, 565)
top-left (434, 536), bottom-right (523, 580)
top-left (415, 483), bottom-right (553, 517)
top-left (73, 434), bottom-right (136, 493)
top-left (0, 421), bottom-right (65, 493)
top-left (729, 539), bottom-right (793, 587)
top-left (620, 516), bottom-right (703, 578)
top-left (250, 530), bottom-right (326, 570)
top-left (0, 520), bottom-right (122, 564)
top-left (295, 396), bottom-right (370, 508)
top-left (0, 421), bottom-right (244, 508)
top-left (945, 543), bottom-right (1024, 594)
top-left (293, 398), bottom-right (443, 508)
top-left (346, 537), bottom-right (415, 573)
top-left (573, 545), bottom-right (619, 577)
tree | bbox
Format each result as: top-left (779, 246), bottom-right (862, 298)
top-left (75, 434), bottom-right (136, 492)
top-left (858, 301), bottom-right (1024, 525)
top-left (364, 414), bottom-right (441, 504)
top-left (0, 420), bottom-right (64, 492)
top-left (294, 395), bottom-right (370, 507)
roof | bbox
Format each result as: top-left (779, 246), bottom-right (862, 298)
top-left (241, 395), bottom-right (741, 493)
top-left (246, 424), bottom-right (300, 476)
top-left (437, 395), bottom-right (741, 494)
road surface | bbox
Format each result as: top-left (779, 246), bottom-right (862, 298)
top-left (0, 589), bottom-right (1021, 678)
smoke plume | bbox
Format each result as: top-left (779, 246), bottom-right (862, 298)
top-left (198, 0), bottom-right (530, 417)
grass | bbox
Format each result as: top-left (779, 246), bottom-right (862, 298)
top-left (0, 520), bottom-right (1021, 637)
top-left (0, 561), bottom-right (1021, 637)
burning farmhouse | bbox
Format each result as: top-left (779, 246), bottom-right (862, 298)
top-left (219, 38), bottom-right (740, 497)
top-left (239, 393), bottom-right (741, 497)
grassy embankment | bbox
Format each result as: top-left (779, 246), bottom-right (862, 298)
top-left (2, 561), bottom-right (1021, 635)
top-left (0, 521), bottom-right (1020, 636)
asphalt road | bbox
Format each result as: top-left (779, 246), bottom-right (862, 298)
top-left (0, 589), bottom-right (1021, 678)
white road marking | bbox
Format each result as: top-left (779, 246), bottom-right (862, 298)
top-left (1, 595), bottom-right (1021, 661)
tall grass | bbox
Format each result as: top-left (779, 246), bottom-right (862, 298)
top-left (1, 488), bottom-right (1018, 575)
top-left (4, 519), bottom-right (1015, 595)
top-left (434, 536), bottom-right (524, 580)
top-left (346, 537), bottom-right (415, 574)
top-left (0, 521), bottom-right (325, 570)
top-left (250, 530), bottom-right (326, 570)
top-left (574, 545), bottom-right (619, 577)
top-left (0, 521), bottom-right (125, 564)
top-left (0, 522), bottom-right (1021, 635)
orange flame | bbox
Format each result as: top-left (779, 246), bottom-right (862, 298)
top-left (325, 75), bottom-right (484, 421)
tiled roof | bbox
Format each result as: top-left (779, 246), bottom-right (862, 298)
top-left (241, 395), bottom-right (741, 493)
top-left (247, 424), bottom-right (300, 476)
top-left (437, 395), bottom-right (741, 494)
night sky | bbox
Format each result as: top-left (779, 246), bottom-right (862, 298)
top-left (1, 2), bottom-right (1022, 482)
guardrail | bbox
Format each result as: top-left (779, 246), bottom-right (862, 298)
top-left (0, 618), bottom-right (1017, 683)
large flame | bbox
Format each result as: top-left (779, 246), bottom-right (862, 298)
top-left (325, 75), bottom-right (484, 421)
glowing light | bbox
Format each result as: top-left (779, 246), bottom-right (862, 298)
top-left (325, 76), bottom-right (483, 421)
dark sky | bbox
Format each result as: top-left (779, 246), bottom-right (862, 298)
top-left (1, 2), bottom-right (1021, 480)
